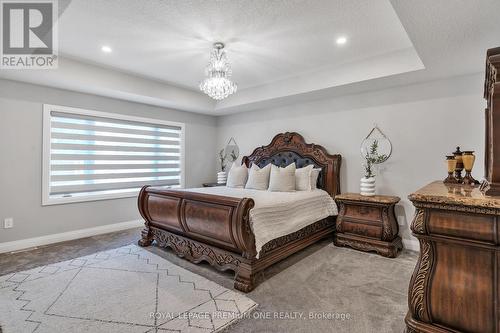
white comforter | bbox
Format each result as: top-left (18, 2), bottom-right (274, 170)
top-left (181, 187), bottom-right (338, 258)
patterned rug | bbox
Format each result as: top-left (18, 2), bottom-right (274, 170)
top-left (0, 245), bottom-right (257, 333)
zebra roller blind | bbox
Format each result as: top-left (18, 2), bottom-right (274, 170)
top-left (43, 105), bottom-right (184, 204)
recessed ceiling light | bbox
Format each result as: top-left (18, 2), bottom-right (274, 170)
top-left (101, 46), bottom-right (112, 53)
top-left (336, 37), bottom-right (347, 45)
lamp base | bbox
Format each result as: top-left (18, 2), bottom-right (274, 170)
top-left (443, 173), bottom-right (459, 184)
top-left (462, 171), bottom-right (479, 186)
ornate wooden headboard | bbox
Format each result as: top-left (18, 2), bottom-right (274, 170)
top-left (242, 132), bottom-right (342, 197)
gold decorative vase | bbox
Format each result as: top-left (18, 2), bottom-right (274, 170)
top-left (443, 155), bottom-right (458, 184)
top-left (462, 151), bottom-right (479, 185)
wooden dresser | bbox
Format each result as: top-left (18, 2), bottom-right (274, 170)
top-left (406, 181), bottom-right (500, 333)
top-left (334, 193), bottom-right (403, 258)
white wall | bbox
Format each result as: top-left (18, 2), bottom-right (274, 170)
top-left (0, 57), bottom-right (215, 114)
top-left (0, 79), bottom-right (217, 243)
top-left (216, 73), bottom-right (486, 250)
top-left (0, 73), bottom-right (486, 250)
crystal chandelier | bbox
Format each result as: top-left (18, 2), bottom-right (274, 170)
top-left (199, 42), bottom-right (237, 100)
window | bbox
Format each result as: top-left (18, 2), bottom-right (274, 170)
top-left (42, 104), bottom-right (185, 205)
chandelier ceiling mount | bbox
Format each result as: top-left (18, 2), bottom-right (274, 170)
top-left (199, 42), bottom-right (237, 101)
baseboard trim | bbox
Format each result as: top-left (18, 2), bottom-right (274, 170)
top-left (0, 220), bottom-right (143, 254)
top-left (403, 238), bottom-right (419, 252)
top-left (0, 221), bottom-right (420, 255)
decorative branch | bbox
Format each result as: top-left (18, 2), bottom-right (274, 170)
top-left (363, 140), bottom-right (388, 178)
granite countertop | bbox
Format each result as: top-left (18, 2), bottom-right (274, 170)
top-left (408, 181), bottom-right (500, 209)
top-left (335, 193), bottom-right (400, 204)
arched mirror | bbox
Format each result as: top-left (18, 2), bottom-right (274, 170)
top-left (360, 126), bottom-right (392, 164)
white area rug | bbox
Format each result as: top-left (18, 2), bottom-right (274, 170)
top-left (0, 245), bottom-right (257, 333)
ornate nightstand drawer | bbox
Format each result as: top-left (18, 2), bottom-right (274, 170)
top-left (342, 220), bottom-right (382, 239)
top-left (345, 204), bottom-right (381, 222)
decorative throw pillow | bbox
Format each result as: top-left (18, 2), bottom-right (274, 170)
top-left (245, 164), bottom-right (272, 190)
top-left (268, 163), bottom-right (297, 192)
top-left (295, 164), bottom-right (314, 191)
top-left (310, 168), bottom-right (321, 189)
top-left (226, 164), bottom-right (248, 188)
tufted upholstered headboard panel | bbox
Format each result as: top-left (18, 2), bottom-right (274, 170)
top-left (241, 132), bottom-right (342, 197)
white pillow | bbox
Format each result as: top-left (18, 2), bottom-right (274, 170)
top-left (295, 165), bottom-right (314, 191)
top-left (245, 164), bottom-right (271, 190)
top-left (310, 168), bottom-right (321, 189)
top-left (268, 163), bottom-right (296, 192)
top-left (226, 164), bottom-right (248, 188)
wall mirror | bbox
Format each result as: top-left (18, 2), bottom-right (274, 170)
top-left (360, 125), bottom-right (392, 164)
top-left (224, 137), bottom-right (239, 163)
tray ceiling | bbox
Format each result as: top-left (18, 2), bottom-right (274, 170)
top-left (1, 0), bottom-right (499, 114)
top-left (57, 0), bottom-right (419, 91)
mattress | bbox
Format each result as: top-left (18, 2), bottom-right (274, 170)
top-left (182, 187), bottom-right (338, 258)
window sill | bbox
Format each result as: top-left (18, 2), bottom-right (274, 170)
top-left (42, 189), bottom-right (141, 206)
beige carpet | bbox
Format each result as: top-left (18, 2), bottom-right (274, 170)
top-left (0, 245), bottom-right (257, 333)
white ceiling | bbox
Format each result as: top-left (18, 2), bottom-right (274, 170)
top-left (1, 0), bottom-right (499, 115)
top-left (57, 0), bottom-right (416, 90)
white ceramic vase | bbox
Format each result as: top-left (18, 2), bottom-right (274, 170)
top-left (217, 171), bottom-right (227, 184)
top-left (360, 177), bottom-right (376, 196)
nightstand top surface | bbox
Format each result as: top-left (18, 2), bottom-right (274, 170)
top-left (335, 193), bottom-right (400, 204)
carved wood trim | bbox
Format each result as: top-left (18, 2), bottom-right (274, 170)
top-left (485, 47), bottom-right (500, 101)
top-left (336, 202), bottom-right (346, 232)
top-left (412, 201), bottom-right (500, 216)
top-left (484, 48), bottom-right (500, 192)
top-left (259, 218), bottom-right (334, 255)
top-left (141, 216), bottom-right (337, 292)
top-left (242, 132), bottom-right (342, 197)
top-left (408, 239), bottom-right (433, 323)
top-left (405, 326), bottom-right (419, 333)
top-left (150, 227), bottom-right (243, 271)
top-left (381, 206), bottom-right (393, 241)
top-left (411, 208), bottom-right (426, 234)
top-left (334, 235), bottom-right (402, 258)
top-left (337, 239), bottom-right (374, 252)
top-left (138, 227), bottom-right (154, 247)
top-left (233, 198), bottom-right (256, 259)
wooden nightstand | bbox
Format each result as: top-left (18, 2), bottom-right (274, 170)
top-left (202, 182), bottom-right (226, 187)
top-left (334, 193), bottom-right (403, 258)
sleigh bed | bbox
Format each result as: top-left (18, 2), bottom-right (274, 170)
top-left (137, 132), bottom-right (342, 292)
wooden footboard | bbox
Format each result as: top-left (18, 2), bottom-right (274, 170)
top-left (138, 186), bottom-right (257, 257)
top-left (137, 185), bottom-right (259, 291)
